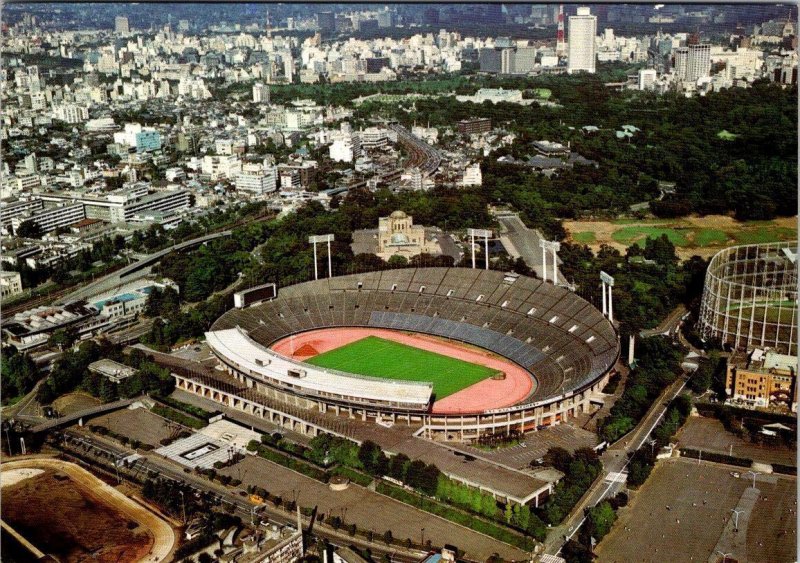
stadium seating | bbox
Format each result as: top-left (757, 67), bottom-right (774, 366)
top-left (211, 268), bottom-right (618, 404)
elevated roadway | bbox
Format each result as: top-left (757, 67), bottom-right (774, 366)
top-left (57, 231), bottom-right (231, 306)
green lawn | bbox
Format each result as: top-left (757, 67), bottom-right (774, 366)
top-left (304, 336), bottom-right (499, 399)
top-left (612, 226), bottom-right (690, 247)
top-left (732, 227), bottom-right (797, 245)
top-left (572, 231), bottom-right (597, 244)
top-left (693, 228), bottom-right (729, 246)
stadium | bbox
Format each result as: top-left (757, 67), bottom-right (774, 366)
top-left (698, 241), bottom-right (798, 355)
top-left (202, 268), bottom-right (619, 442)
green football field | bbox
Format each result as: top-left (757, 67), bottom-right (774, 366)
top-left (304, 336), bottom-right (499, 399)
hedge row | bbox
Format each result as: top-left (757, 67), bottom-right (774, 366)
top-left (680, 448), bottom-right (752, 467)
top-left (151, 404), bottom-right (206, 429)
top-left (376, 482), bottom-right (535, 552)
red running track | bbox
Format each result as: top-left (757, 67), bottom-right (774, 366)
top-left (270, 327), bottom-right (535, 414)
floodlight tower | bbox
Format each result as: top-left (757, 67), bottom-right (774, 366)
top-left (600, 271), bottom-right (615, 323)
top-left (467, 228), bottom-right (492, 270)
top-left (540, 240), bottom-right (561, 284)
top-left (309, 234), bottom-right (335, 280)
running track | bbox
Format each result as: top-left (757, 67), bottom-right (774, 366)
top-left (270, 327), bottom-right (535, 414)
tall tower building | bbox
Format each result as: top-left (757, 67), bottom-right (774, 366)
top-left (556, 5), bottom-right (566, 56)
top-left (114, 16), bottom-right (130, 34)
top-left (567, 7), bottom-right (597, 74)
top-left (686, 44), bottom-right (711, 82)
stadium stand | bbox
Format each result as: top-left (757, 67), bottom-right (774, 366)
top-left (210, 268), bottom-right (618, 415)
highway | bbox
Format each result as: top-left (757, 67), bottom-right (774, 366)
top-left (541, 372), bottom-right (691, 557)
top-left (389, 124), bottom-right (442, 177)
top-left (56, 230), bottom-right (232, 306)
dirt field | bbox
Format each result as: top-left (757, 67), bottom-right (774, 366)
top-left (90, 406), bottom-right (177, 447)
top-left (564, 215), bottom-right (797, 261)
top-left (1, 459), bottom-right (175, 562)
top-left (53, 392), bottom-right (102, 415)
top-left (595, 457), bottom-right (797, 563)
top-left (676, 416), bottom-right (796, 467)
top-left (271, 327), bottom-right (534, 414)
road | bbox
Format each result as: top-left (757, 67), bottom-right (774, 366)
top-left (495, 214), bottom-right (566, 285)
top-left (640, 304), bottom-right (688, 338)
top-left (57, 230), bottom-right (231, 306)
top-left (542, 372), bottom-right (690, 557)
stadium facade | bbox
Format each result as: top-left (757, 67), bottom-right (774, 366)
top-left (197, 268), bottom-right (619, 442)
top-left (698, 242), bottom-right (798, 355)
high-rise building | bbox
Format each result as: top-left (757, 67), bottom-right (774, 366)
top-left (673, 44), bottom-right (711, 82)
top-left (568, 7), bottom-right (597, 74)
top-left (178, 19), bottom-right (190, 32)
top-left (478, 48), bottom-right (502, 73)
top-left (253, 83), bottom-right (270, 104)
top-left (686, 44), bottom-right (711, 82)
top-left (114, 16), bottom-right (129, 34)
top-left (317, 11), bottom-right (335, 33)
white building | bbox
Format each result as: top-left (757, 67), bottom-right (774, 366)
top-left (0, 271), bottom-right (23, 300)
top-left (568, 7), bottom-right (597, 74)
top-left (462, 163), bottom-right (482, 187)
top-left (638, 68), bottom-right (658, 90)
top-left (236, 163), bottom-right (278, 196)
top-left (52, 104), bottom-right (89, 124)
top-left (202, 155), bottom-right (242, 180)
top-left (253, 83), bottom-right (270, 104)
top-left (11, 202), bottom-right (86, 234)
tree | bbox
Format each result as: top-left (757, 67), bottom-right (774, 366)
top-left (48, 328), bottom-right (77, 351)
top-left (583, 501), bottom-right (616, 543)
top-left (16, 219), bottom-right (42, 239)
top-left (387, 255), bottom-right (409, 267)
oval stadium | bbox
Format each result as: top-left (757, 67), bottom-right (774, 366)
top-left (201, 268), bottom-right (619, 442)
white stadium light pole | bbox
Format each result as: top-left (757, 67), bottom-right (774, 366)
top-left (467, 229), bottom-right (492, 270)
top-left (600, 271), bottom-right (615, 324)
top-left (309, 234), bottom-right (334, 280)
top-left (540, 240), bottom-right (561, 284)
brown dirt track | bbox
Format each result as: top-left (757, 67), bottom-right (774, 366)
top-left (1, 458), bottom-right (176, 562)
top-left (271, 326), bottom-right (534, 414)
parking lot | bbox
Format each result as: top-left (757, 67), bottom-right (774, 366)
top-left (450, 423), bottom-right (599, 470)
top-left (595, 457), bottom-right (797, 563)
top-left (220, 455), bottom-right (529, 561)
top-left (88, 407), bottom-right (176, 447)
top-left (677, 415), bottom-right (796, 466)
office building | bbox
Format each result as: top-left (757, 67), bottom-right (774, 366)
top-left (457, 118), bottom-right (492, 135)
top-left (11, 202), bottom-right (86, 234)
top-left (727, 349), bottom-right (797, 412)
top-left (638, 68), bottom-right (657, 90)
top-left (687, 44), bottom-right (712, 82)
top-left (568, 7), bottom-right (597, 74)
top-left (115, 16), bottom-right (129, 34)
top-left (236, 163), bottom-right (278, 196)
top-left (253, 83), bottom-right (270, 104)
top-left (478, 48), bottom-right (502, 73)
top-left (317, 11), bottom-right (336, 33)
top-left (52, 104), bottom-right (89, 124)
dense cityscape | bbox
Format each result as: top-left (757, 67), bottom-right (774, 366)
top-left (0, 3), bottom-right (797, 563)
